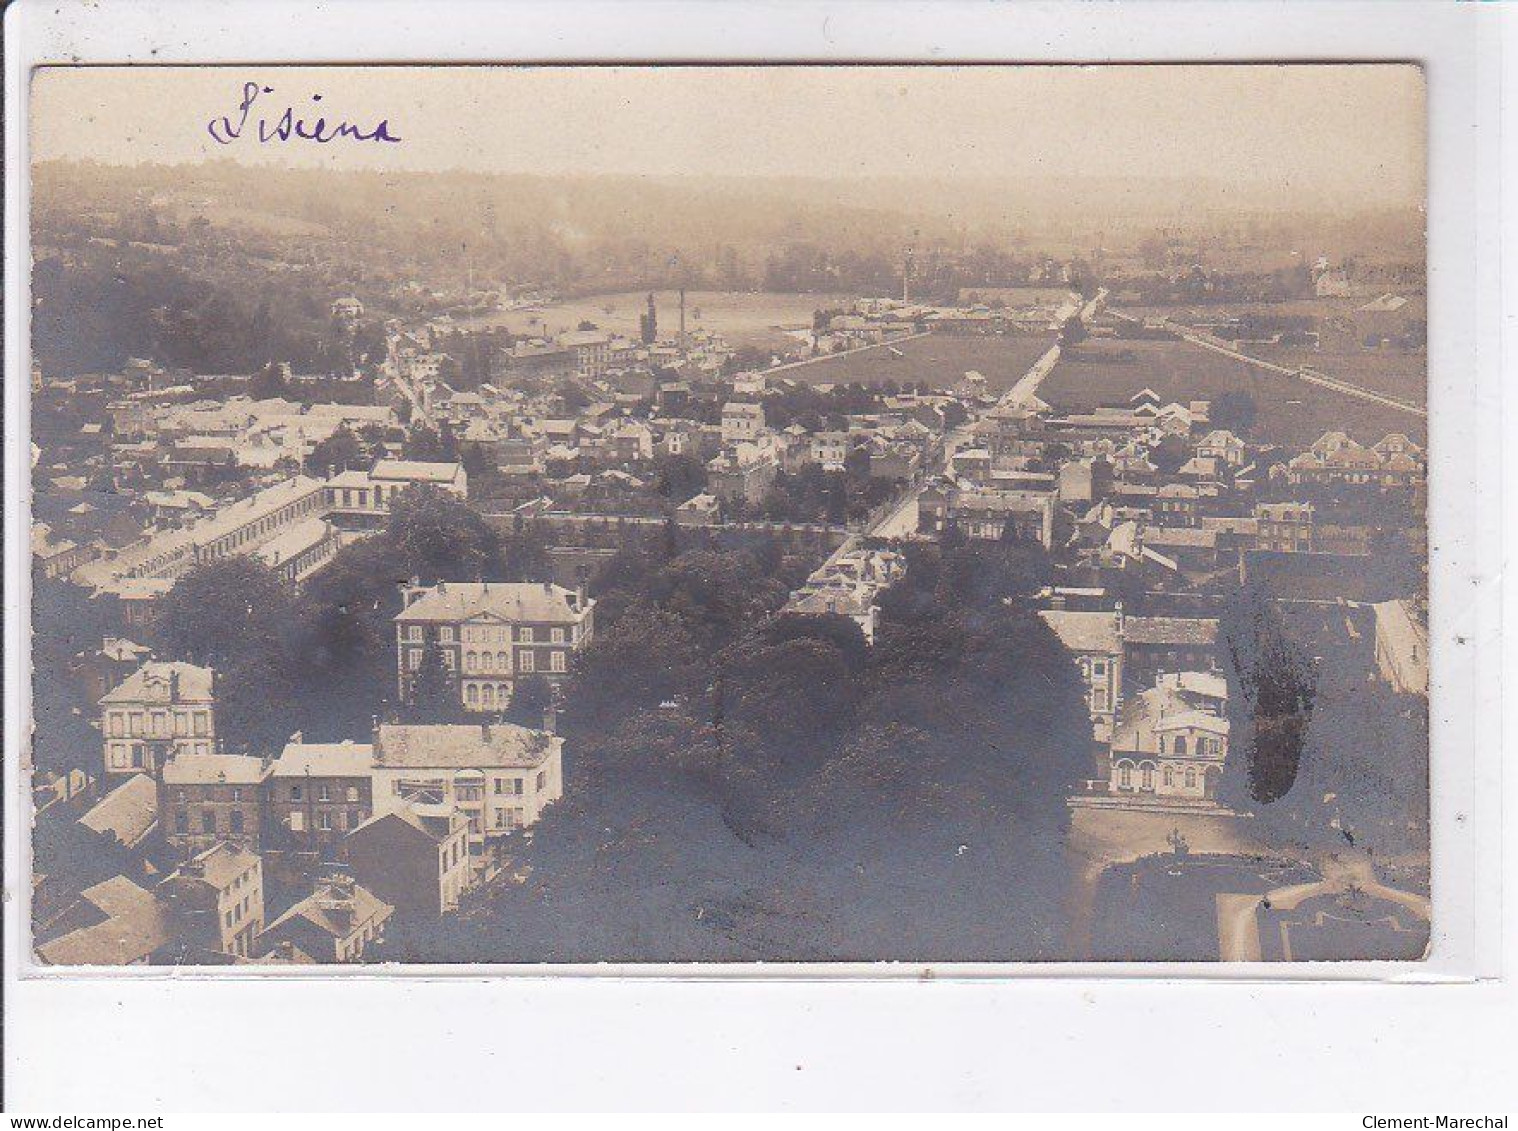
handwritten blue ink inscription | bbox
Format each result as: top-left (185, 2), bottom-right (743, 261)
top-left (208, 82), bottom-right (402, 146)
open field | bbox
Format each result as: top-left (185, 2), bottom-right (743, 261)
top-left (1117, 298), bottom-right (1381, 323)
top-left (1043, 339), bottom-right (1427, 448)
top-left (1242, 343), bottom-right (1425, 405)
top-left (1110, 299), bottom-right (1427, 407)
top-left (462, 289), bottom-right (853, 353)
top-left (956, 285), bottom-right (1074, 306)
top-left (776, 331), bottom-right (1059, 390)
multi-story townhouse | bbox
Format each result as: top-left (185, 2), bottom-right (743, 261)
top-left (721, 401), bottom-right (766, 445)
top-left (346, 805), bottom-right (474, 917)
top-left (393, 581), bottom-right (595, 712)
top-left (257, 873), bottom-right (393, 963)
top-left (98, 661), bottom-right (217, 778)
top-left (322, 459), bottom-right (468, 528)
top-left (1255, 501), bottom-right (1317, 554)
top-left (263, 739), bottom-right (376, 869)
top-left (160, 753), bottom-right (268, 855)
top-left (1108, 671), bottom-right (1231, 804)
top-left (1039, 605), bottom-right (1221, 742)
top-left (155, 842), bottom-right (266, 958)
top-left (370, 722), bottom-right (564, 860)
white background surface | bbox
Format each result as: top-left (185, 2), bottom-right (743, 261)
top-left (4, 0), bottom-right (1512, 1111)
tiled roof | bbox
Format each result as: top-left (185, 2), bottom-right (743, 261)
top-left (371, 459), bottom-right (463, 483)
top-left (394, 581), bottom-right (589, 624)
top-left (100, 661), bottom-right (215, 705)
top-left (1125, 616), bottom-right (1218, 647)
top-left (78, 775), bottom-right (159, 848)
top-left (171, 841), bottom-right (260, 891)
top-left (37, 876), bottom-right (172, 966)
top-left (161, 753), bottom-right (267, 786)
top-left (271, 741), bottom-right (375, 779)
top-left (1039, 610), bottom-right (1122, 654)
top-left (263, 881), bottom-right (393, 942)
top-left (256, 517), bottom-right (333, 567)
top-left (375, 723), bottom-right (559, 770)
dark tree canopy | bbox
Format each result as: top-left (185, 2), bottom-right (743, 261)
top-left (408, 638), bottom-right (464, 723)
top-left (307, 425), bottom-right (364, 476)
top-left (1149, 434), bottom-right (1192, 476)
top-left (1209, 389), bottom-right (1259, 437)
top-left (153, 558), bottom-right (302, 753)
top-left (155, 557), bottom-right (296, 670)
top-left (384, 485), bottom-right (503, 583)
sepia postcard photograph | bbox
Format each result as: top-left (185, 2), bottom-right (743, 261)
top-left (24, 62), bottom-right (1433, 969)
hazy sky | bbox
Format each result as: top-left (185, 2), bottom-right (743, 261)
top-left (32, 64), bottom-right (1425, 204)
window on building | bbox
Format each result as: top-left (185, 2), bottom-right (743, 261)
top-left (194, 712), bottom-right (210, 737)
top-left (466, 684), bottom-right (479, 707)
top-left (1174, 736), bottom-right (1188, 755)
top-left (496, 650), bottom-right (509, 671)
top-left (1141, 764), bottom-right (1155, 790)
top-left (465, 651), bottom-right (477, 673)
top-left (550, 652), bottom-right (566, 674)
top-left (1185, 768), bottom-right (1196, 789)
top-left (481, 684), bottom-right (496, 710)
top-left (519, 627), bottom-right (534, 644)
top-left (175, 811), bottom-right (188, 834)
top-left (551, 628), bottom-right (566, 644)
top-left (535, 771), bottom-right (546, 791)
top-left (347, 786), bottom-right (360, 802)
top-left (108, 714), bottom-right (124, 738)
top-left (408, 649), bottom-right (422, 671)
top-left (202, 812), bottom-right (216, 834)
top-left (519, 651), bottom-right (535, 674)
top-left (1118, 764), bottom-right (1132, 789)
top-left (291, 785), bottom-right (302, 801)
top-left (1163, 766), bottom-right (1173, 788)
top-left (440, 627), bottom-right (454, 643)
top-left (318, 811), bottom-right (332, 831)
top-left (230, 787), bottom-right (242, 802)
top-left (318, 784), bottom-right (331, 802)
top-left (407, 626), bottom-right (423, 643)
top-left (230, 810), bottom-right (244, 835)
